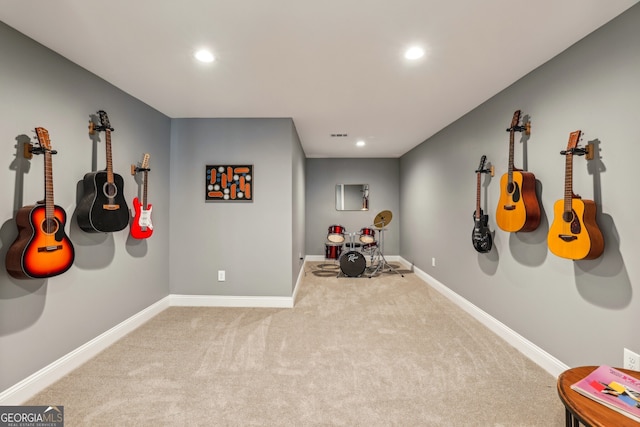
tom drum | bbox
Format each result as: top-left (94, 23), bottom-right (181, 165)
top-left (359, 227), bottom-right (376, 244)
top-left (327, 224), bottom-right (346, 243)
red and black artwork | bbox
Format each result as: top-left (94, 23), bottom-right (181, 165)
top-left (205, 165), bottom-right (253, 202)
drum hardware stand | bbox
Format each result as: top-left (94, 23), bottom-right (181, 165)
top-left (366, 227), bottom-right (403, 277)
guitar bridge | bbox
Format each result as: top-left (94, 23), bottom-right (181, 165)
top-left (103, 204), bottom-right (120, 210)
top-left (559, 235), bottom-right (578, 242)
top-left (38, 245), bottom-right (63, 252)
top-left (503, 205), bottom-right (516, 211)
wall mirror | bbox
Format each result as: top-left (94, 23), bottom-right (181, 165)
top-left (335, 184), bottom-right (369, 211)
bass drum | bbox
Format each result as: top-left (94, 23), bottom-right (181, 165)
top-left (339, 251), bottom-right (366, 277)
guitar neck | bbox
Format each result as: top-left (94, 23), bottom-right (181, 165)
top-left (105, 129), bottom-right (114, 184)
top-left (507, 131), bottom-right (515, 183)
top-left (142, 170), bottom-right (148, 207)
top-left (476, 171), bottom-right (482, 219)
top-left (44, 149), bottom-right (55, 220)
top-left (563, 147), bottom-right (574, 213)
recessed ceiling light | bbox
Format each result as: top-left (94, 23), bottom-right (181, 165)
top-left (356, 140), bottom-right (366, 147)
top-left (404, 46), bottom-right (425, 60)
top-left (194, 49), bottom-right (215, 63)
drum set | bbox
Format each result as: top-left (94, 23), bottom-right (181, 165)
top-left (323, 210), bottom-right (403, 278)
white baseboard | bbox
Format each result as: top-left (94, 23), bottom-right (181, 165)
top-left (402, 257), bottom-right (569, 378)
top-left (0, 296), bottom-right (171, 405)
top-left (170, 294), bottom-right (294, 308)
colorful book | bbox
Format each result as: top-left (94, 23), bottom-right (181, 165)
top-left (571, 365), bottom-right (640, 422)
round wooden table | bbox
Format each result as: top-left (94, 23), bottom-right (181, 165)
top-left (557, 366), bottom-right (640, 427)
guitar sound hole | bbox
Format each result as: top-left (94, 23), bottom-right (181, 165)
top-left (562, 211), bottom-right (574, 223)
top-left (506, 182), bottom-right (521, 202)
top-left (103, 182), bottom-right (118, 198)
top-left (41, 218), bottom-right (59, 235)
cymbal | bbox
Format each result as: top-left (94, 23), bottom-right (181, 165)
top-left (373, 210), bottom-right (392, 229)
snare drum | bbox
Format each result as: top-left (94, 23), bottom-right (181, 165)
top-left (339, 250), bottom-right (367, 277)
top-left (327, 224), bottom-right (346, 243)
top-left (325, 243), bottom-right (344, 260)
top-left (361, 241), bottom-right (378, 253)
top-left (359, 227), bottom-right (376, 244)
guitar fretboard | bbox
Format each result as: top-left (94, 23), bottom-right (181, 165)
top-left (105, 129), bottom-right (114, 185)
top-left (44, 148), bottom-right (54, 221)
top-left (506, 110), bottom-right (520, 185)
top-left (476, 170), bottom-right (481, 219)
top-left (142, 170), bottom-right (148, 206)
top-left (563, 130), bottom-right (581, 214)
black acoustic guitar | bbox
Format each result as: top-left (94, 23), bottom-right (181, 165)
top-left (77, 110), bottom-right (129, 232)
top-left (472, 155), bottom-right (493, 253)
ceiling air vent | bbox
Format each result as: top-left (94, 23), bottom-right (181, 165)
top-left (330, 133), bottom-right (348, 138)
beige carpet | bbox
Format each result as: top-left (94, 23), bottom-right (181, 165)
top-left (26, 262), bottom-right (565, 426)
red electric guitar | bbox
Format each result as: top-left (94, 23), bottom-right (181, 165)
top-left (5, 127), bottom-right (75, 279)
top-left (130, 153), bottom-right (153, 239)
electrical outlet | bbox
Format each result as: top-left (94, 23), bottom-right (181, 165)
top-left (432, 257), bottom-right (436, 267)
top-left (624, 348), bottom-right (639, 371)
top-left (218, 270), bottom-right (225, 282)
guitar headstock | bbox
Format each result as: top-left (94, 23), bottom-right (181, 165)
top-left (96, 110), bottom-right (114, 132)
top-left (141, 153), bottom-right (150, 169)
top-left (132, 153), bottom-right (151, 175)
top-left (34, 127), bottom-right (52, 151)
top-left (476, 155), bottom-right (487, 173)
top-left (510, 110), bottom-right (521, 128)
top-left (567, 130), bottom-right (581, 150)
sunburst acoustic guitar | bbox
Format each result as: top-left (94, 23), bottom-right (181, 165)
top-left (495, 110), bottom-right (541, 232)
top-left (547, 130), bottom-right (604, 260)
top-left (76, 110), bottom-right (129, 233)
top-left (5, 127), bottom-right (75, 279)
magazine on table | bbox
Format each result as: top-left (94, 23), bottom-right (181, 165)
top-left (571, 365), bottom-right (640, 422)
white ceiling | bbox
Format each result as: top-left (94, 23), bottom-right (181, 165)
top-left (1, 1), bottom-right (638, 158)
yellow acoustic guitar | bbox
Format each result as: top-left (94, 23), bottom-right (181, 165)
top-left (547, 130), bottom-right (604, 260)
top-left (495, 110), bottom-right (541, 232)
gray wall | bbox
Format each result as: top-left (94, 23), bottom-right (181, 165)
top-left (306, 158), bottom-right (400, 256)
top-left (0, 22), bottom-right (171, 391)
top-left (169, 118), bottom-right (304, 297)
top-left (400, 4), bottom-right (640, 368)
top-left (291, 125), bottom-right (306, 288)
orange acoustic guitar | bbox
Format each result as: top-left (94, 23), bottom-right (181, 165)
top-left (5, 127), bottom-right (75, 279)
top-left (547, 130), bottom-right (604, 260)
top-left (495, 110), bottom-right (541, 232)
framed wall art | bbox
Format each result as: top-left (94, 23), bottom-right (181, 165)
top-left (205, 164), bottom-right (253, 202)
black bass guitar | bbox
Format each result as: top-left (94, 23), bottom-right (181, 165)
top-left (472, 155), bottom-right (493, 253)
top-left (77, 110), bottom-right (129, 232)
